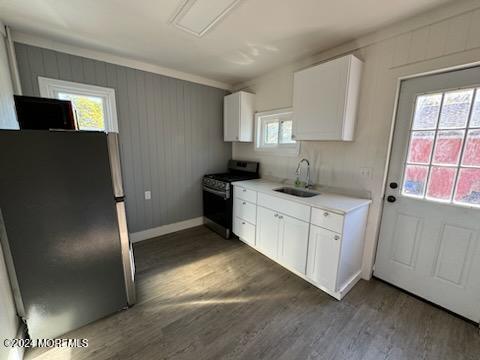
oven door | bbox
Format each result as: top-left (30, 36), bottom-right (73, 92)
top-left (203, 186), bottom-right (232, 238)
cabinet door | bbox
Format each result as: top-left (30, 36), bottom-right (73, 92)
top-left (278, 214), bottom-right (309, 274)
top-left (306, 225), bottom-right (341, 291)
top-left (256, 206), bottom-right (280, 260)
top-left (234, 217), bottom-right (256, 246)
top-left (238, 92), bottom-right (254, 142)
top-left (234, 199), bottom-right (256, 224)
top-left (224, 93), bottom-right (240, 141)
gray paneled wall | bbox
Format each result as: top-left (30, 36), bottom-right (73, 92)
top-left (15, 43), bottom-right (231, 233)
top-left (0, 36), bottom-right (18, 129)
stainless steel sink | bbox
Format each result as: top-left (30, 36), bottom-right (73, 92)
top-left (274, 187), bottom-right (320, 198)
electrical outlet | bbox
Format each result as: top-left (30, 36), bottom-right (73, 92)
top-left (144, 190), bottom-right (151, 200)
top-left (360, 167), bottom-right (373, 179)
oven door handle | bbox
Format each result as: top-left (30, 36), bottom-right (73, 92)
top-left (203, 186), bottom-right (229, 199)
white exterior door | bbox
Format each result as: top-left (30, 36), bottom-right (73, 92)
top-left (375, 66), bottom-right (480, 322)
top-left (256, 206), bottom-right (280, 260)
top-left (278, 214), bottom-right (309, 274)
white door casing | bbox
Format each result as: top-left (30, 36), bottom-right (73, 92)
top-left (375, 66), bottom-right (480, 322)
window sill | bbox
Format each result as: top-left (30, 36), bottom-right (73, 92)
top-left (254, 143), bottom-right (300, 157)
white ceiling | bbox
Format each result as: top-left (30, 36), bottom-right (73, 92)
top-left (0, 0), bottom-right (456, 86)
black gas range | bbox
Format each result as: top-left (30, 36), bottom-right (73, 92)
top-left (203, 160), bottom-right (259, 238)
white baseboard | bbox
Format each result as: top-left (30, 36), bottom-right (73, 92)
top-left (129, 217), bottom-right (204, 243)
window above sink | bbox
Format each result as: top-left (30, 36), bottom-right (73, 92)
top-left (255, 108), bottom-right (300, 156)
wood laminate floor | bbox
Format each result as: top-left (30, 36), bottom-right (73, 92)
top-left (26, 226), bottom-right (480, 360)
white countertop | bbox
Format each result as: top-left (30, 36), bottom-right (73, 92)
top-left (232, 179), bottom-right (371, 214)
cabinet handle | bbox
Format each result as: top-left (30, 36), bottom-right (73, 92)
top-left (292, 134), bottom-right (296, 139)
top-left (334, 235), bottom-right (340, 240)
top-left (242, 201), bottom-right (246, 205)
top-left (278, 215), bottom-right (283, 219)
top-left (243, 189), bottom-right (247, 192)
top-left (323, 212), bottom-right (329, 217)
top-left (242, 222), bottom-right (245, 225)
top-left (274, 213), bottom-right (278, 217)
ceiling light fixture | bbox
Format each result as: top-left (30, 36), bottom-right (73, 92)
top-left (170, 0), bottom-right (242, 37)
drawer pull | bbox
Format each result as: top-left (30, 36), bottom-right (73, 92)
top-left (334, 235), bottom-right (340, 240)
top-left (243, 189), bottom-right (247, 192)
top-left (242, 222), bottom-right (245, 225)
top-left (278, 215), bottom-right (283, 219)
top-left (242, 201), bottom-right (246, 205)
top-left (274, 213), bottom-right (278, 217)
top-left (323, 212), bottom-right (329, 217)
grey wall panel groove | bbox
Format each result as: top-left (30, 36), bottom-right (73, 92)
top-left (14, 43), bottom-right (230, 233)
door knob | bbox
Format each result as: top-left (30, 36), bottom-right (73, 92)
top-left (389, 182), bottom-right (398, 189)
top-left (387, 195), bottom-right (396, 203)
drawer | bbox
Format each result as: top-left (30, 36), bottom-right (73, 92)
top-left (234, 186), bottom-right (257, 204)
top-left (310, 207), bottom-right (344, 233)
top-left (234, 198), bottom-right (256, 224)
top-left (257, 193), bottom-right (310, 222)
top-left (234, 217), bottom-right (255, 246)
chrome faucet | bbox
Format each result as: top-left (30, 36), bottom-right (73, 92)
top-left (295, 158), bottom-right (311, 189)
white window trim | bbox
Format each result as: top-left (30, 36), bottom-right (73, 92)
top-left (38, 76), bottom-right (119, 133)
top-left (255, 108), bottom-right (300, 156)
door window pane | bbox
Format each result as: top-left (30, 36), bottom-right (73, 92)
top-left (432, 130), bottom-right (464, 165)
top-left (462, 130), bottom-right (480, 166)
top-left (402, 87), bottom-right (480, 207)
top-left (426, 167), bottom-right (456, 201)
top-left (454, 168), bottom-right (480, 206)
top-left (402, 165), bottom-right (428, 197)
top-left (58, 92), bottom-right (105, 131)
top-left (264, 121), bottom-right (279, 144)
top-left (412, 94), bottom-right (442, 130)
top-left (470, 89), bottom-right (480, 128)
top-left (407, 131), bottom-right (434, 164)
top-left (438, 89), bottom-right (473, 129)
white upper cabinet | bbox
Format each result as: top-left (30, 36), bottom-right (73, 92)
top-left (224, 91), bottom-right (255, 142)
top-left (292, 54), bottom-right (363, 141)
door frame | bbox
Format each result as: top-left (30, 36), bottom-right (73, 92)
top-left (373, 59), bottom-right (480, 277)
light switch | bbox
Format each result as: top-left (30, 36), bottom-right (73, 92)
top-left (144, 191), bottom-right (151, 200)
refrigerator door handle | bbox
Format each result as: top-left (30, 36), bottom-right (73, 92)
top-left (115, 201), bottom-right (136, 306)
top-left (107, 133), bottom-right (124, 198)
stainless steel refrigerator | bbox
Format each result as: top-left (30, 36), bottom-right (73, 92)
top-left (0, 129), bottom-right (136, 340)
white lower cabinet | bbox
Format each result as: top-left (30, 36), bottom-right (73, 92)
top-left (234, 199), bottom-right (256, 224)
top-left (256, 206), bottom-right (280, 259)
top-left (256, 206), bottom-right (309, 273)
top-left (278, 214), bottom-right (309, 274)
top-left (234, 217), bottom-right (255, 246)
top-left (306, 225), bottom-right (341, 291)
top-left (232, 183), bottom-right (369, 300)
